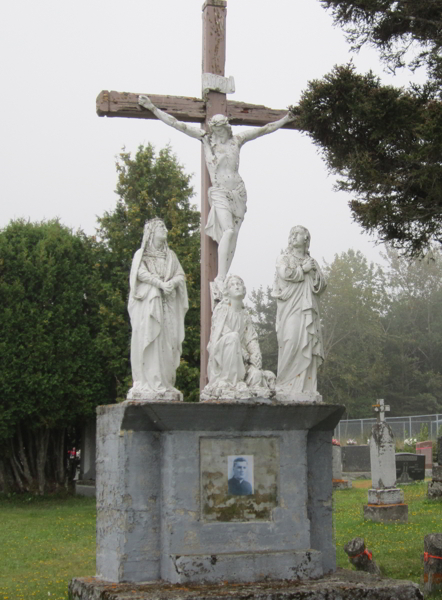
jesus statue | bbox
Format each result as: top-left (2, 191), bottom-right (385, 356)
top-left (139, 94), bottom-right (295, 286)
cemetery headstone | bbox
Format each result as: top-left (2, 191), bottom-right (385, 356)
top-left (332, 442), bottom-right (352, 490)
top-left (416, 440), bottom-right (433, 471)
top-left (75, 418), bottom-right (97, 497)
top-left (364, 400), bottom-right (408, 523)
top-left (396, 453), bottom-right (425, 483)
top-left (341, 445), bottom-right (371, 474)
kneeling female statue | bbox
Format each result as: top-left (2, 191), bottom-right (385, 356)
top-left (127, 218), bottom-right (188, 401)
top-left (201, 275), bottom-right (275, 402)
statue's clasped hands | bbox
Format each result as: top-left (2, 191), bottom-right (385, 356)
top-left (161, 281), bottom-right (175, 295)
top-left (302, 258), bottom-right (316, 273)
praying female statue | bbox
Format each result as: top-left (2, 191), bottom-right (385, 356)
top-left (273, 225), bottom-right (327, 400)
top-left (201, 274), bottom-right (275, 401)
top-left (138, 94), bottom-right (295, 286)
top-left (127, 218), bottom-right (188, 401)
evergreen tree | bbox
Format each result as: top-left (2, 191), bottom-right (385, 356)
top-left (0, 220), bottom-right (109, 493)
top-left (289, 1), bottom-right (442, 255)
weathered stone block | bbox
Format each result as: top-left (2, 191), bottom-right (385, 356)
top-left (363, 503), bottom-right (408, 523)
top-left (427, 480), bottom-right (442, 499)
top-left (172, 550), bottom-right (323, 584)
top-left (367, 487), bottom-right (404, 505)
top-left (432, 465), bottom-right (442, 482)
top-left (423, 533), bottom-right (442, 593)
top-left (332, 479), bottom-right (352, 490)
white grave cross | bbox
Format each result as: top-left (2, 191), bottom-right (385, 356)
top-left (372, 399), bottom-right (390, 424)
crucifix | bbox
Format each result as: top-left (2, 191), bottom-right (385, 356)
top-left (372, 399), bottom-right (390, 423)
top-left (96, 0), bottom-right (300, 388)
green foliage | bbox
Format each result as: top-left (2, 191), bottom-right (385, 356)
top-left (96, 144), bottom-right (201, 401)
top-left (247, 286), bottom-right (278, 373)
top-left (0, 220), bottom-right (109, 437)
top-left (321, 0), bottom-right (442, 83)
top-left (418, 423), bottom-right (430, 441)
top-left (382, 247), bottom-right (442, 414)
top-left (248, 247), bottom-right (442, 418)
top-left (319, 250), bottom-right (387, 416)
top-left (296, 64), bottom-right (442, 255)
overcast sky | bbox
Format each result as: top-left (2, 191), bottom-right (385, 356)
top-left (1, 0), bottom-right (422, 293)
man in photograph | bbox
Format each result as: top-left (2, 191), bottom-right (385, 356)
top-left (228, 457), bottom-right (253, 495)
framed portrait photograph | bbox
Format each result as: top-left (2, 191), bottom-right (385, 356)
top-left (227, 455), bottom-right (254, 496)
top-left (200, 437), bottom-right (279, 522)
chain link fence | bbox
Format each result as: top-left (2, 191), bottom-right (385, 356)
top-left (334, 413), bottom-right (442, 443)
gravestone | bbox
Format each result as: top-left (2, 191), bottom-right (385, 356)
top-left (332, 444), bottom-right (352, 490)
top-left (363, 400), bottom-right (408, 523)
top-left (341, 445), bottom-right (370, 473)
top-left (76, 418), bottom-right (97, 497)
top-left (416, 440), bottom-right (433, 471)
top-left (95, 402), bottom-right (344, 584)
top-left (396, 453), bottom-right (425, 483)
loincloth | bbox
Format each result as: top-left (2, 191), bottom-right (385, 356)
top-left (205, 183), bottom-right (247, 243)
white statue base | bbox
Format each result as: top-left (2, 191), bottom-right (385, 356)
top-left (126, 387), bottom-right (183, 403)
top-left (275, 391), bottom-right (323, 404)
top-left (200, 380), bottom-right (275, 403)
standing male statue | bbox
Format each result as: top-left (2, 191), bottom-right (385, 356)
top-left (139, 95), bottom-right (295, 286)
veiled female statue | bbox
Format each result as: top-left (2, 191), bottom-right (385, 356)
top-left (127, 218), bottom-right (188, 401)
top-left (138, 94), bottom-right (295, 286)
top-left (273, 226), bottom-right (327, 400)
top-left (201, 274), bottom-right (275, 401)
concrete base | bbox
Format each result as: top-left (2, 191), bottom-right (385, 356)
top-left (363, 503), bottom-right (408, 523)
top-left (75, 480), bottom-right (96, 498)
top-left (332, 479), bottom-right (352, 490)
top-left (96, 401), bottom-right (345, 584)
top-left (367, 487), bottom-right (404, 505)
top-left (69, 569), bottom-right (423, 600)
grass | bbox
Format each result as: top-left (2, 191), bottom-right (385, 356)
top-left (0, 492), bottom-right (96, 600)
top-left (335, 479), bottom-right (442, 596)
top-left (0, 483), bottom-right (440, 599)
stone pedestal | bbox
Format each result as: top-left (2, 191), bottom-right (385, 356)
top-left (95, 401), bottom-right (344, 584)
top-left (69, 569), bottom-right (424, 600)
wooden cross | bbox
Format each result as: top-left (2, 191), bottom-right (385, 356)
top-left (96, 0), bottom-right (300, 388)
top-left (372, 399), bottom-right (390, 424)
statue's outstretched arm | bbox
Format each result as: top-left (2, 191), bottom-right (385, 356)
top-left (236, 111), bottom-right (296, 145)
top-left (138, 95), bottom-right (204, 140)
